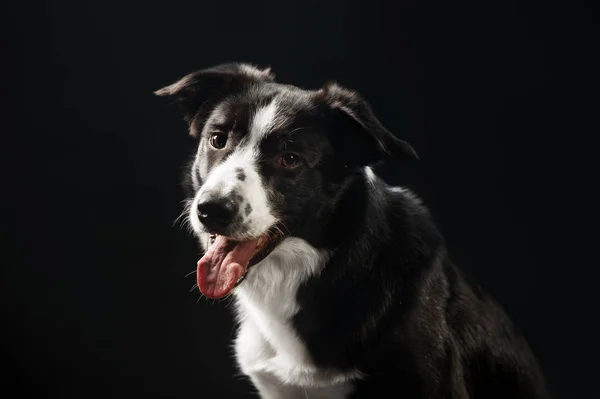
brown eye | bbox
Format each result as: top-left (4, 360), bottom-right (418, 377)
top-left (209, 132), bottom-right (227, 149)
top-left (279, 152), bottom-right (301, 168)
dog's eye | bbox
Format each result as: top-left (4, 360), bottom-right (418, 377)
top-left (209, 132), bottom-right (227, 149)
top-left (279, 152), bottom-right (301, 169)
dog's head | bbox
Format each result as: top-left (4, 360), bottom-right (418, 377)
top-left (156, 63), bottom-right (417, 298)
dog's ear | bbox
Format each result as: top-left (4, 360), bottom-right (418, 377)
top-left (316, 82), bottom-right (418, 167)
top-left (155, 63), bottom-right (275, 136)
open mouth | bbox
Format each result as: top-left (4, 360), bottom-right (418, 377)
top-left (196, 226), bottom-right (285, 299)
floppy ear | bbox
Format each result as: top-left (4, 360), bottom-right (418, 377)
top-left (316, 82), bottom-right (418, 167)
top-left (155, 63), bottom-right (275, 136)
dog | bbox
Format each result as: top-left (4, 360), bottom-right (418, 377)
top-left (156, 63), bottom-right (551, 398)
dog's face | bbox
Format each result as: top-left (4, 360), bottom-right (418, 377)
top-left (156, 63), bottom-right (417, 298)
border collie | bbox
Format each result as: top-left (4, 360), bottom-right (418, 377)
top-left (156, 63), bottom-right (551, 398)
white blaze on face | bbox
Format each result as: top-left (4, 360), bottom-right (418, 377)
top-left (189, 99), bottom-right (280, 240)
top-left (250, 100), bottom-right (279, 141)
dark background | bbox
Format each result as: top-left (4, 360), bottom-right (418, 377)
top-left (3, 0), bottom-right (597, 398)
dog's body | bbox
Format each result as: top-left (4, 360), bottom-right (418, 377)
top-left (157, 63), bottom-right (550, 398)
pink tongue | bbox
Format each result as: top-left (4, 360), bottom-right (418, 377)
top-left (197, 235), bottom-right (259, 299)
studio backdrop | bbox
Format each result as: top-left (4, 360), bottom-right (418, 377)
top-left (3, 1), bottom-right (597, 398)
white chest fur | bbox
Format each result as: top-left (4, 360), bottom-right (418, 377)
top-left (233, 238), bottom-right (360, 398)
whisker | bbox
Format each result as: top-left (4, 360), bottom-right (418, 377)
top-left (173, 200), bottom-right (200, 237)
top-left (172, 213), bottom-right (186, 228)
top-left (287, 126), bottom-right (309, 136)
top-left (184, 269), bottom-right (197, 278)
top-left (196, 293), bottom-right (208, 303)
top-left (173, 199), bottom-right (193, 228)
top-left (224, 295), bottom-right (236, 308)
top-left (269, 222), bottom-right (290, 238)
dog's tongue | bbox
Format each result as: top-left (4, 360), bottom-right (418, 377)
top-left (197, 235), bottom-right (259, 299)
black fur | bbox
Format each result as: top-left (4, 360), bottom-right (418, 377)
top-left (293, 176), bottom-right (550, 398)
top-left (236, 168), bottom-right (246, 181)
top-left (156, 63), bottom-right (551, 398)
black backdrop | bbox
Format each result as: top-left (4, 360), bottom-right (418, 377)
top-left (3, 1), bottom-right (597, 398)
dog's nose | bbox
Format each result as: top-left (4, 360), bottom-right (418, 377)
top-left (197, 198), bottom-right (236, 234)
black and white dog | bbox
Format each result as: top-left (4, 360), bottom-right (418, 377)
top-left (156, 63), bottom-right (551, 398)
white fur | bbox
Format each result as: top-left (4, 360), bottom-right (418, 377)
top-left (388, 185), bottom-right (423, 205)
top-left (364, 166), bottom-right (377, 186)
top-left (366, 166), bottom-right (423, 206)
top-left (250, 100), bottom-right (279, 141)
top-left (234, 238), bottom-right (360, 398)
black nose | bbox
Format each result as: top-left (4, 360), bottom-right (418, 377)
top-left (197, 198), bottom-right (236, 234)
